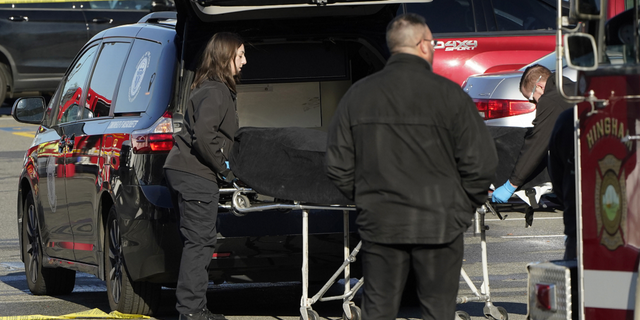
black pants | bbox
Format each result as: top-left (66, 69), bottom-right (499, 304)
top-left (548, 108), bottom-right (576, 260)
top-left (360, 234), bottom-right (463, 320)
top-left (165, 168), bottom-right (220, 315)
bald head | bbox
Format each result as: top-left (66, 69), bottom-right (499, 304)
top-left (386, 13), bottom-right (434, 64)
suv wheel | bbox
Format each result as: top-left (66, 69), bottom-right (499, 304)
top-left (0, 63), bottom-right (9, 105)
top-left (105, 205), bottom-right (160, 315)
top-left (22, 190), bottom-right (76, 295)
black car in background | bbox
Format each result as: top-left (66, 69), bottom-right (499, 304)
top-left (0, 0), bottom-right (175, 105)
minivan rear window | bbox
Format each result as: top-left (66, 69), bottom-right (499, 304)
top-left (114, 39), bottom-right (162, 114)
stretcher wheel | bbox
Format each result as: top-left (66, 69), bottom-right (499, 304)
top-left (232, 194), bottom-right (250, 217)
top-left (300, 309), bottom-right (319, 320)
top-left (455, 311), bottom-right (471, 320)
top-left (486, 306), bottom-right (508, 320)
top-left (343, 305), bottom-right (361, 320)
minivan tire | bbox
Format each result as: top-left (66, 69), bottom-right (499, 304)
top-left (104, 205), bottom-right (161, 315)
top-left (22, 190), bottom-right (76, 295)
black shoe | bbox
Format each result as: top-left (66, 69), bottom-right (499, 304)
top-left (179, 308), bottom-right (228, 320)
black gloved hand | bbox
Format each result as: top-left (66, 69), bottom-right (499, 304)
top-left (221, 169), bottom-right (236, 182)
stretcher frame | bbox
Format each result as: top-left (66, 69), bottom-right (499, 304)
top-left (455, 201), bottom-right (509, 320)
top-left (219, 183), bottom-right (510, 320)
top-left (219, 183), bottom-right (363, 320)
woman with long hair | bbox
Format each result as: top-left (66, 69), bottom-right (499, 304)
top-left (164, 32), bottom-right (246, 320)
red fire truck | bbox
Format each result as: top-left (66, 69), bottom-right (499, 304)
top-left (526, 0), bottom-right (640, 319)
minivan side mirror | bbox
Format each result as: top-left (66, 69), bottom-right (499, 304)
top-left (564, 33), bottom-right (598, 71)
top-left (12, 97), bottom-right (45, 124)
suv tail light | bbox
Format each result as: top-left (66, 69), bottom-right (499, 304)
top-left (474, 99), bottom-right (536, 120)
top-left (132, 112), bottom-right (174, 154)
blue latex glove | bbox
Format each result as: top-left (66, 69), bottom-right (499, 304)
top-left (225, 161), bottom-right (230, 169)
top-left (492, 180), bottom-right (517, 203)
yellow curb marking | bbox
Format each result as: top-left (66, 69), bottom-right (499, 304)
top-left (12, 132), bottom-right (35, 138)
top-left (0, 308), bottom-right (150, 320)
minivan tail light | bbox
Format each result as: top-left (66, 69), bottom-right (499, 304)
top-left (132, 112), bottom-right (174, 154)
top-left (474, 99), bottom-right (536, 120)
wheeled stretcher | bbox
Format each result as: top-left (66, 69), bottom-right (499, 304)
top-left (218, 181), bottom-right (514, 320)
top-left (218, 182), bottom-right (363, 320)
top-left (222, 126), bottom-right (554, 320)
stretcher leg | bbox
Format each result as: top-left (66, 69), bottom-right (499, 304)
top-left (299, 209), bottom-right (363, 320)
top-left (456, 204), bottom-right (509, 320)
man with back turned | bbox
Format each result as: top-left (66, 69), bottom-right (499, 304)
top-left (325, 13), bottom-right (498, 320)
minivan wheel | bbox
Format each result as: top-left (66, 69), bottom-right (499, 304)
top-left (22, 191), bottom-right (76, 295)
top-left (104, 205), bottom-right (160, 315)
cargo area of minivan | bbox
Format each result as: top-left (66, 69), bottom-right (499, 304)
top-left (175, 1), bottom-right (396, 130)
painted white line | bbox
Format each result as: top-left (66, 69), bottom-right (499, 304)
top-left (500, 235), bottom-right (566, 239)
top-left (485, 217), bottom-right (563, 222)
top-left (1, 262), bottom-right (25, 270)
top-left (0, 297), bottom-right (59, 304)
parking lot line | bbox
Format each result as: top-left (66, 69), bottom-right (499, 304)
top-left (11, 132), bottom-right (35, 138)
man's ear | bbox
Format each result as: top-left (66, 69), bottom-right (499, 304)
top-left (539, 81), bottom-right (547, 91)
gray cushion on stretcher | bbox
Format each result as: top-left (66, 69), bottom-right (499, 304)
top-left (230, 127), bottom-right (354, 205)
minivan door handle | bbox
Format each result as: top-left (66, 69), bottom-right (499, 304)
top-left (9, 16), bottom-right (28, 22)
top-left (91, 17), bottom-right (113, 24)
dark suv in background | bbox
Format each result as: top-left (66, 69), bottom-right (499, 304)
top-left (0, 0), bottom-right (175, 105)
top-left (10, 0), bottom-right (565, 316)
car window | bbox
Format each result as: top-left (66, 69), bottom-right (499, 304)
top-left (518, 52), bottom-right (568, 71)
top-left (87, 0), bottom-right (151, 10)
top-left (85, 41), bottom-right (131, 119)
top-left (404, 0), bottom-right (480, 33)
top-left (53, 45), bottom-right (99, 126)
top-left (114, 39), bottom-right (161, 114)
top-left (485, 0), bottom-right (556, 31)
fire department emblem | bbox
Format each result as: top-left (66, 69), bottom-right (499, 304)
top-left (595, 154), bottom-right (627, 250)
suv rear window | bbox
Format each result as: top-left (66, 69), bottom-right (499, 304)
top-left (404, 0), bottom-right (478, 33)
top-left (114, 39), bottom-right (162, 114)
top-left (487, 0), bottom-right (556, 31)
top-left (404, 0), bottom-right (558, 33)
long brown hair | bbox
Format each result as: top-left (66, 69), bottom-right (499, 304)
top-left (191, 32), bottom-right (244, 93)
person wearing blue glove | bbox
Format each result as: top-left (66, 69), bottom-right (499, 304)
top-left (492, 180), bottom-right (517, 203)
top-left (493, 65), bottom-right (575, 205)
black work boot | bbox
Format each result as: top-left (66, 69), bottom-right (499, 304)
top-left (179, 308), bottom-right (228, 320)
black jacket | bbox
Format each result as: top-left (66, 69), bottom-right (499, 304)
top-left (326, 53), bottom-right (498, 245)
top-left (509, 74), bottom-right (575, 187)
top-left (164, 79), bottom-right (239, 182)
